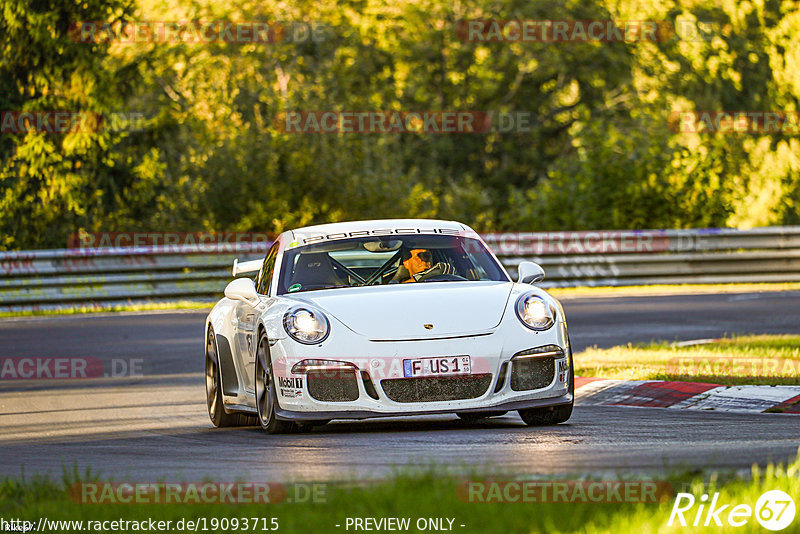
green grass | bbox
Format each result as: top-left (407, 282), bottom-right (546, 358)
top-left (2, 460), bottom-right (799, 533)
top-left (576, 335), bottom-right (800, 386)
top-left (549, 282), bottom-right (800, 298)
top-left (0, 300), bottom-right (213, 318)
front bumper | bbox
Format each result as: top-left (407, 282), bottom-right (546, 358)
top-left (269, 319), bottom-right (571, 422)
top-left (275, 391), bottom-right (573, 421)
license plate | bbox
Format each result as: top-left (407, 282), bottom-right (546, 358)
top-left (403, 356), bottom-right (471, 378)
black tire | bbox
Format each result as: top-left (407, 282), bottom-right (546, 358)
top-left (518, 344), bottom-right (574, 426)
top-left (456, 411), bottom-right (507, 422)
top-left (255, 331), bottom-right (295, 434)
top-left (206, 327), bottom-right (256, 427)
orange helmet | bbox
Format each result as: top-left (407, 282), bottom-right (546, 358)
top-left (402, 249), bottom-right (433, 280)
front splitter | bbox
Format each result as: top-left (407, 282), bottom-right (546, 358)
top-left (274, 392), bottom-right (573, 421)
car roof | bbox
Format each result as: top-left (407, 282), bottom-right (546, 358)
top-left (285, 219), bottom-right (472, 244)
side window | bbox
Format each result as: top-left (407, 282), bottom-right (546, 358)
top-left (256, 242), bottom-right (279, 295)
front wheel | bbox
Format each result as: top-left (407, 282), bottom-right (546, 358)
top-left (206, 327), bottom-right (255, 427)
top-left (255, 332), bottom-right (295, 434)
top-left (518, 344), bottom-right (574, 426)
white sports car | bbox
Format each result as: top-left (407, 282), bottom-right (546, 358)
top-left (205, 219), bottom-right (573, 433)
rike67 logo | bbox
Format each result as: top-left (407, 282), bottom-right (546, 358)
top-left (668, 490), bottom-right (796, 531)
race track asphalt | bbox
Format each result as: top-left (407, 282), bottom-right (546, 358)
top-left (1, 290), bottom-right (799, 482)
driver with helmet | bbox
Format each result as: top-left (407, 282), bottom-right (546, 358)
top-left (392, 248), bottom-right (457, 283)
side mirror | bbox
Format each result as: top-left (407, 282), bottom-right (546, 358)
top-left (224, 278), bottom-right (259, 305)
top-left (517, 261), bottom-right (545, 284)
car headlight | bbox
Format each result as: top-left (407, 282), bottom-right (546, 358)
top-left (283, 307), bottom-right (330, 344)
top-left (515, 294), bottom-right (555, 330)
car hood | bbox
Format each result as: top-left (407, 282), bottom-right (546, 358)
top-left (292, 281), bottom-right (514, 341)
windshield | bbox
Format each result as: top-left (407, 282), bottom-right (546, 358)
top-left (276, 235), bottom-right (508, 294)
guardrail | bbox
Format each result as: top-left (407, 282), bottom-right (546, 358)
top-left (2, 227), bottom-right (800, 312)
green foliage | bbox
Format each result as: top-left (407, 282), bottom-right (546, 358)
top-left (3, 459), bottom-right (800, 533)
top-left (2, 0), bottom-right (800, 249)
top-left (0, 0), bottom-right (142, 248)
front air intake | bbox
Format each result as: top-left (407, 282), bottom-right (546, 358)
top-left (510, 357), bottom-right (555, 391)
top-left (380, 374), bottom-right (492, 403)
top-left (307, 369), bottom-right (360, 402)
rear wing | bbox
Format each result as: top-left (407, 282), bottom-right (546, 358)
top-left (232, 258), bottom-right (264, 277)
